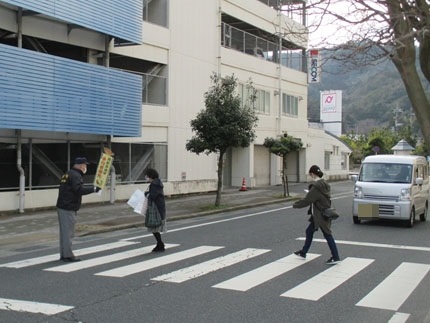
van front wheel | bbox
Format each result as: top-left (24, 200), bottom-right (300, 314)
top-left (353, 216), bottom-right (361, 224)
top-left (406, 209), bottom-right (415, 228)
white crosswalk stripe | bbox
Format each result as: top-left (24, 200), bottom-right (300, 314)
top-left (356, 262), bottom-right (430, 311)
top-left (152, 248), bottom-right (270, 283)
top-left (0, 297), bottom-right (73, 315)
top-left (0, 241), bottom-right (138, 268)
top-left (213, 253), bottom-right (320, 291)
top-left (95, 245), bottom-right (224, 278)
top-left (44, 244), bottom-right (180, 273)
top-left (280, 257), bottom-right (374, 300)
top-left (2, 238), bottom-right (430, 317)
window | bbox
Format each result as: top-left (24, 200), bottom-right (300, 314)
top-left (282, 94), bottom-right (298, 116)
top-left (254, 89), bottom-right (270, 114)
top-left (143, 0), bottom-right (168, 27)
top-left (341, 153), bottom-right (348, 170)
top-left (324, 151), bottom-right (331, 170)
top-left (238, 84), bottom-right (269, 113)
top-left (0, 142), bottom-right (167, 190)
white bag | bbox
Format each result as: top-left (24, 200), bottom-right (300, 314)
top-left (127, 189), bottom-right (144, 209)
top-left (134, 194), bottom-right (148, 216)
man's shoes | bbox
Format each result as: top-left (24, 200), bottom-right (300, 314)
top-left (60, 257), bottom-right (81, 262)
top-left (325, 257), bottom-right (341, 265)
top-left (293, 250), bottom-right (306, 259)
top-left (152, 244), bottom-right (165, 252)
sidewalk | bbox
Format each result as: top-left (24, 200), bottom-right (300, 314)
top-left (0, 183), bottom-right (308, 249)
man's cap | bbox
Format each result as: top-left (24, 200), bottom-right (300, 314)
top-left (74, 157), bottom-right (90, 165)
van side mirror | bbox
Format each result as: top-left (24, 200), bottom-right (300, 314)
top-left (416, 177), bottom-right (423, 185)
top-left (350, 174), bottom-right (358, 182)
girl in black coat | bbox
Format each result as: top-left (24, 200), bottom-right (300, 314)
top-left (292, 165), bottom-right (340, 265)
top-left (145, 168), bottom-right (166, 252)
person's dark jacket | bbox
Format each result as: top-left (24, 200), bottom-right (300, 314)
top-left (56, 168), bottom-right (94, 211)
top-left (146, 178), bottom-right (166, 220)
top-left (293, 178), bottom-right (332, 234)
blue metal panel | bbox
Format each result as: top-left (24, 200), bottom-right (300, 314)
top-left (0, 44), bottom-right (142, 137)
top-left (1, 0), bottom-right (142, 44)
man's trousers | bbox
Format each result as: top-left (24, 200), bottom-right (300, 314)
top-left (57, 208), bottom-right (77, 258)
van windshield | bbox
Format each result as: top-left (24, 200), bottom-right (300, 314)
top-left (359, 163), bottom-right (412, 183)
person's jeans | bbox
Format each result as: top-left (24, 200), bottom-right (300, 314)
top-left (301, 221), bottom-right (340, 260)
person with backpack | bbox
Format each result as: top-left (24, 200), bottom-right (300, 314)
top-left (292, 165), bottom-right (341, 265)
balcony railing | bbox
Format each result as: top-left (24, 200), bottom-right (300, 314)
top-left (221, 22), bottom-right (305, 72)
top-left (257, 0), bottom-right (306, 25)
top-left (0, 44), bottom-right (142, 137)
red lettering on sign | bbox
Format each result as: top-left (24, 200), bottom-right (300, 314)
top-left (324, 96), bottom-right (334, 103)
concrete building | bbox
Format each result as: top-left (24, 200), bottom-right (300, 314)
top-left (0, 0), bottom-right (351, 213)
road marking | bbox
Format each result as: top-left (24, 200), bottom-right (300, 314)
top-left (296, 238), bottom-right (430, 252)
top-left (0, 241), bottom-right (138, 268)
top-left (281, 257), bottom-right (374, 300)
top-left (152, 248), bottom-right (270, 283)
top-left (44, 244), bottom-right (180, 273)
top-left (95, 246), bottom-right (224, 278)
top-left (213, 253), bottom-right (320, 291)
top-left (0, 297), bottom-right (73, 315)
top-left (356, 262), bottom-right (430, 310)
top-left (388, 312), bottom-right (410, 323)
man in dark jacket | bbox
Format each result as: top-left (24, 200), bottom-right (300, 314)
top-left (56, 157), bottom-right (99, 262)
top-left (292, 165), bottom-right (341, 265)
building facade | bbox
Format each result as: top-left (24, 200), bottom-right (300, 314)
top-left (0, 0), bottom-right (351, 212)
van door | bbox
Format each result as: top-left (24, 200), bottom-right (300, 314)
top-left (414, 163), bottom-right (426, 215)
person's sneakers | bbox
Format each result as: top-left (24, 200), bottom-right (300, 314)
top-left (293, 250), bottom-right (306, 259)
top-left (325, 257), bottom-right (341, 265)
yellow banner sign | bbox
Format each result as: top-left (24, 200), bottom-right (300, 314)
top-left (94, 153), bottom-right (113, 189)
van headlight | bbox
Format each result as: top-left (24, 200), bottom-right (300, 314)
top-left (400, 188), bottom-right (411, 200)
top-left (354, 186), bottom-right (363, 198)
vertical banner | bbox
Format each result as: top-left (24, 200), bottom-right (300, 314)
top-left (308, 49), bottom-right (321, 83)
top-left (320, 90), bottom-right (342, 137)
top-left (94, 148), bottom-right (114, 189)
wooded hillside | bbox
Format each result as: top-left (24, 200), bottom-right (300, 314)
top-left (307, 53), bottom-right (428, 135)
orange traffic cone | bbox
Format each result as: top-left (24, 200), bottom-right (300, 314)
top-left (239, 178), bottom-right (248, 191)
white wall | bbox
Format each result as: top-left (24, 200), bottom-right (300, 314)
top-left (167, 1), bottom-right (220, 182)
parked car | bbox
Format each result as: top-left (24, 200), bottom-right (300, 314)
top-left (351, 154), bottom-right (429, 227)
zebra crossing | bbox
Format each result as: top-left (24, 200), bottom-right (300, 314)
top-left (0, 238), bottom-right (429, 318)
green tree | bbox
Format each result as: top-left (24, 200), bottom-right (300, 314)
top-left (263, 133), bottom-right (303, 197)
top-left (186, 73), bottom-right (258, 206)
top-left (340, 133), bottom-right (367, 165)
top-left (341, 126), bottom-right (421, 165)
top-left (361, 127), bottom-right (416, 157)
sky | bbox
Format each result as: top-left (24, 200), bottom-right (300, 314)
top-left (306, 2), bottom-right (353, 48)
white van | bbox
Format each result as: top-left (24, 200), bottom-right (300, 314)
top-left (351, 155), bottom-right (429, 227)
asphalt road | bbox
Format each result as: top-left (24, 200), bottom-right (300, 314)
top-left (0, 181), bottom-right (430, 323)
